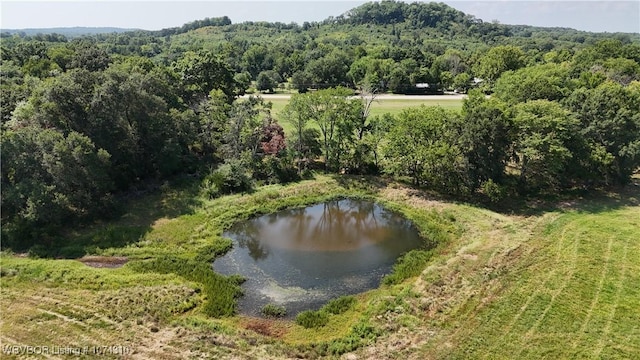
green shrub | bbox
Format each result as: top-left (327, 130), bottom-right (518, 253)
top-left (382, 249), bottom-right (434, 285)
top-left (326, 321), bottom-right (380, 355)
top-left (201, 160), bottom-right (253, 199)
top-left (323, 295), bottom-right (356, 315)
top-left (481, 179), bottom-right (506, 203)
top-left (262, 155), bottom-right (300, 184)
top-left (296, 310), bottom-right (329, 328)
top-left (200, 177), bottom-right (220, 199)
top-left (261, 303), bottom-right (287, 318)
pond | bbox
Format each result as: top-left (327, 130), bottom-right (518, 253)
top-left (213, 198), bottom-right (425, 317)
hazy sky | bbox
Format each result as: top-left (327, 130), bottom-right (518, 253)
top-left (1, 1), bottom-right (639, 33)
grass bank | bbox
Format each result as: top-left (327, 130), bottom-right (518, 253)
top-left (423, 203), bottom-right (640, 359)
top-left (1, 175), bottom-right (638, 359)
top-left (0, 175), bottom-right (457, 358)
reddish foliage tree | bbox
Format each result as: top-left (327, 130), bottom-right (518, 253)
top-left (260, 120), bottom-right (286, 155)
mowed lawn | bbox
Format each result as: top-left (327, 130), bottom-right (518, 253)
top-left (262, 96), bottom-right (464, 134)
top-left (419, 194), bottom-right (640, 359)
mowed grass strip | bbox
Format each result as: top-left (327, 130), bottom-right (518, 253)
top-left (439, 205), bottom-right (640, 359)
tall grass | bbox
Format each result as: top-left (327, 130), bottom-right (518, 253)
top-left (1, 174), bottom-right (461, 356)
top-left (130, 256), bottom-right (243, 317)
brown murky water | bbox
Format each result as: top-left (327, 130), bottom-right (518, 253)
top-left (213, 199), bottom-right (425, 317)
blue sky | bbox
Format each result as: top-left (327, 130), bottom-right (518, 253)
top-left (1, 1), bottom-right (638, 33)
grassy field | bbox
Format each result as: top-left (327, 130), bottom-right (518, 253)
top-left (1, 175), bottom-right (638, 359)
top-left (409, 192), bottom-right (640, 359)
top-left (264, 96), bottom-right (464, 133)
top-left (266, 96), bottom-right (464, 117)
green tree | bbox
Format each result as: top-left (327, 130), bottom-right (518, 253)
top-left (1, 127), bottom-right (112, 248)
top-left (222, 96), bottom-right (272, 161)
top-left (256, 71), bottom-right (276, 93)
top-left (282, 87), bottom-right (361, 171)
top-left (282, 93), bottom-right (313, 172)
top-left (173, 50), bottom-right (236, 104)
top-left (494, 63), bottom-right (572, 104)
top-left (474, 45), bottom-right (526, 88)
top-left (68, 40), bottom-right (111, 72)
top-left (564, 81), bottom-right (640, 184)
top-left (511, 100), bottom-right (580, 192)
top-left (388, 65), bottom-right (411, 93)
top-left (233, 71), bottom-right (252, 96)
top-left (384, 106), bottom-right (466, 193)
top-left (362, 113), bottom-right (392, 170)
top-left (195, 90), bottom-right (231, 161)
top-left (0, 61), bottom-right (35, 124)
top-left (432, 49), bottom-right (468, 76)
top-left (347, 56), bottom-right (394, 90)
top-left (242, 44), bottom-right (273, 78)
top-left (601, 58), bottom-right (640, 85)
top-left (11, 61), bottom-right (192, 189)
top-left (306, 50), bottom-right (351, 89)
top-left (452, 72), bottom-right (472, 93)
top-left (290, 70), bottom-right (312, 93)
top-left (10, 68), bottom-right (97, 133)
top-left (458, 91), bottom-right (512, 189)
top-left (256, 70), bottom-right (282, 93)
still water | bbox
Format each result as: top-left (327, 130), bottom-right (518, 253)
top-left (213, 199), bottom-right (424, 317)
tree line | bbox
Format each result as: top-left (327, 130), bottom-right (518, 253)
top-left (1, 1), bottom-right (639, 250)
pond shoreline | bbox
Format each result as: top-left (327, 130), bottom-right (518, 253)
top-left (215, 198), bottom-right (427, 317)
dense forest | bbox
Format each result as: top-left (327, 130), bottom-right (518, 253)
top-left (1, 0), bottom-right (639, 251)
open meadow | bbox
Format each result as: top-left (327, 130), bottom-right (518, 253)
top-left (1, 175), bottom-right (638, 359)
top-left (263, 94), bottom-right (465, 115)
top-left (255, 94), bottom-right (465, 133)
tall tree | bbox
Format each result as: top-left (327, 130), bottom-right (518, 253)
top-left (494, 63), bottom-right (572, 104)
top-left (564, 81), bottom-right (640, 184)
top-left (223, 96), bottom-right (272, 160)
top-left (458, 90), bottom-right (512, 189)
top-left (173, 50), bottom-right (237, 105)
top-left (1, 127), bottom-right (112, 248)
top-left (283, 93), bottom-right (313, 173)
top-left (282, 87), bottom-right (361, 171)
top-left (474, 45), bottom-right (526, 88)
top-left (511, 100), bottom-right (581, 192)
top-left (384, 106), bottom-right (466, 193)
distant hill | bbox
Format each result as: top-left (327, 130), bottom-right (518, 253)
top-left (1, 27), bottom-right (139, 38)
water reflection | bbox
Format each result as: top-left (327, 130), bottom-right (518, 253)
top-left (213, 199), bottom-right (425, 317)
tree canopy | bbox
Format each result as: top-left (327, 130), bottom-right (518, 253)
top-left (1, 1), bottom-right (639, 250)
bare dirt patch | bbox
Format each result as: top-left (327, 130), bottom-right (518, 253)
top-left (78, 256), bottom-right (128, 268)
top-left (241, 317), bottom-right (289, 338)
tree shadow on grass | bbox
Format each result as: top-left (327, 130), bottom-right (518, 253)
top-left (31, 177), bottom-right (204, 259)
top-left (331, 173), bottom-right (640, 218)
top-left (556, 182), bottom-right (640, 214)
top-left (466, 179), bottom-right (639, 217)
top-left (329, 174), bottom-right (392, 193)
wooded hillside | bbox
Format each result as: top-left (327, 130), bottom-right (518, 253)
top-left (2, 0), bottom-right (639, 251)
